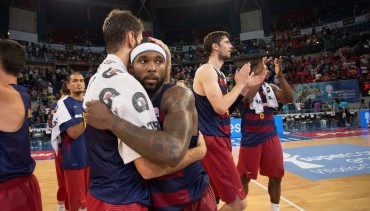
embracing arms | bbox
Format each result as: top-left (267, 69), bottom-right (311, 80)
top-left (84, 86), bottom-right (197, 167)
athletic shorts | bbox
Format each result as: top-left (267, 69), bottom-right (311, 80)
top-left (64, 167), bottom-right (90, 211)
top-left (55, 148), bottom-right (66, 202)
top-left (201, 135), bottom-right (246, 203)
top-left (183, 185), bottom-right (217, 211)
top-left (237, 135), bottom-right (284, 179)
top-left (87, 192), bottom-right (148, 211)
top-left (0, 174), bottom-right (42, 211)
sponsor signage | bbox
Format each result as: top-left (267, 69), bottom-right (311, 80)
top-left (230, 116), bottom-right (283, 138)
top-left (294, 79), bottom-right (360, 102)
top-left (283, 144), bottom-right (370, 180)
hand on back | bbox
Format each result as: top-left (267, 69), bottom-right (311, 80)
top-left (84, 100), bottom-right (114, 130)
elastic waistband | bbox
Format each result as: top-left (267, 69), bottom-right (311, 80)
top-left (0, 174), bottom-right (34, 190)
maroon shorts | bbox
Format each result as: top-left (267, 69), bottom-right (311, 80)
top-left (0, 174), bottom-right (42, 211)
top-left (87, 192), bottom-right (148, 211)
top-left (64, 167), bottom-right (90, 211)
top-left (183, 185), bottom-right (217, 211)
top-left (55, 148), bottom-right (66, 202)
top-left (237, 135), bottom-right (284, 179)
top-left (201, 135), bottom-right (246, 203)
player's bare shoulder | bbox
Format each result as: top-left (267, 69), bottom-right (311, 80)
top-left (162, 84), bottom-right (195, 110)
top-left (195, 63), bottom-right (212, 76)
top-left (0, 83), bottom-right (19, 101)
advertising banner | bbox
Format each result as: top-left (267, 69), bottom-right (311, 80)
top-left (359, 110), bottom-right (370, 128)
top-left (294, 79), bottom-right (360, 103)
top-left (230, 116), bottom-right (283, 138)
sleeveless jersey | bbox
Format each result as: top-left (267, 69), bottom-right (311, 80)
top-left (238, 87), bottom-right (278, 147)
top-left (0, 84), bottom-right (35, 183)
top-left (194, 68), bottom-right (230, 137)
top-left (150, 83), bottom-right (210, 211)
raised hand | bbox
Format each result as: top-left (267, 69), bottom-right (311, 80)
top-left (234, 63), bottom-right (251, 88)
top-left (274, 56), bottom-right (283, 76)
top-left (148, 37), bottom-right (171, 81)
top-left (245, 64), bottom-right (268, 90)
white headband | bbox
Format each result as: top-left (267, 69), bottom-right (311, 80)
top-left (130, 42), bottom-right (166, 63)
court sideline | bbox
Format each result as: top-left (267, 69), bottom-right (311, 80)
top-left (35, 134), bottom-right (370, 211)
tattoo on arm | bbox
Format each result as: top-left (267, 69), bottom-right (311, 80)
top-left (110, 87), bottom-right (194, 166)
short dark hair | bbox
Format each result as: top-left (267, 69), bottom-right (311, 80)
top-left (103, 9), bottom-right (143, 54)
top-left (61, 81), bottom-right (70, 95)
top-left (250, 60), bottom-right (262, 71)
top-left (67, 72), bottom-right (83, 82)
top-left (0, 39), bottom-right (26, 76)
top-left (203, 31), bottom-right (230, 57)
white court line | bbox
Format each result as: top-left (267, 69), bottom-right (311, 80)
top-left (251, 180), bottom-right (305, 211)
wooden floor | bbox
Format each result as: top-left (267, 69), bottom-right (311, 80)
top-left (35, 135), bottom-right (370, 211)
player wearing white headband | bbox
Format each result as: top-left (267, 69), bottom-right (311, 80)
top-left (130, 42), bottom-right (167, 63)
top-left (130, 42), bottom-right (217, 210)
top-left (85, 40), bottom-right (217, 210)
top-left (83, 9), bottom-right (210, 210)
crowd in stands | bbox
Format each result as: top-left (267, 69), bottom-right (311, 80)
top-left (26, 42), bottom-right (106, 64)
top-left (19, 0), bottom-right (370, 125)
top-left (43, 28), bottom-right (104, 46)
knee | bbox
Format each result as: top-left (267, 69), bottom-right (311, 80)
top-left (236, 195), bottom-right (248, 210)
top-left (228, 196), bottom-right (248, 211)
top-left (240, 198), bottom-right (248, 210)
top-left (269, 178), bottom-right (282, 185)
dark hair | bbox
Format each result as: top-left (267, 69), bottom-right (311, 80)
top-left (249, 60), bottom-right (263, 75)
top-left (203, 31), bottom-right (230, 57)
top-left (103, 9), bottom-right (143, 54)
top-left (0, 39), bottom-right (26, 76)
top-left (61, 81), bottom-right (70, 95)
top-left (67, 72), bottom-right (83, 82)
top-left (251, 60), bottom-right (262, 71)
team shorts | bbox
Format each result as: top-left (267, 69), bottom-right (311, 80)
top-left (0, 174), bottom-right (42, 211)
top-left (201, 135), bottom-right (246, 203)
top-left (237, 135), bottom-right (284, 179)
top-left (64, 167), bottom-right (90, 211)
top-left (87, 192), bottom-right (148, 211)
top-left (55, 148), bottom-right (66, 202)
top-left (183, 185), bottom-right (217, 211)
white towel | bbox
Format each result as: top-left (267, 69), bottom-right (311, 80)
top-left (83, 54), bottom-right (160, 164)
top-left (51, 96), bottom-right (71, 155)
top-left (250, 82), bottom-right (279, 114)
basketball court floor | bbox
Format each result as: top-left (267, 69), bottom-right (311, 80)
top-left (33, 128), bottom-right (370, 210)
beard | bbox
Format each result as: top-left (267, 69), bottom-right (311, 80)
top-left (219, 51), bottom-right (231, 60)
top-left (138, 76), bottom-right (165, 95)
top-left (73, 90), bottom-right (84, 96)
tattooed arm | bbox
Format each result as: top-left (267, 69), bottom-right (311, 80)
top-left (84, 86), bottom-right (196, 167)
top-left (134, 134), bottom-right (205, 179)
